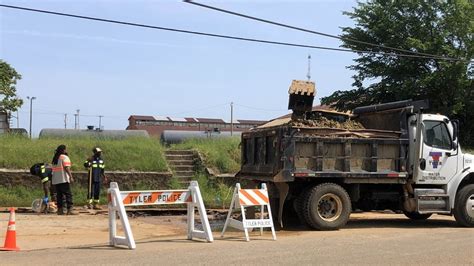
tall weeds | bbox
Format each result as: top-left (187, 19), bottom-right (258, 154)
top-left (0, 135), bottom-right (168, 171)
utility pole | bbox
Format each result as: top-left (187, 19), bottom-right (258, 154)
top-left (307, 54), bottom-right (312, 81)
top-left (26, 96), bottom-right (36, 138)
top-left (98, 115), bottom-right (103, 130)
top-left (64, 114), bottom-right (68, 129)
top-left (230, 102), bottom-right (234, 136)
top-left (74, 113), bottom-right (77, 129)
top-left (76, 109), bottom-right (80, 129)
top-left (16, 110), bottom-right (19, 128)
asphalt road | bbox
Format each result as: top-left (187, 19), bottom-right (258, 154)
top-left (1, 213), bottom-right (473, 265)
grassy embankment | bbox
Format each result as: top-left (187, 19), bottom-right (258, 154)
top-left (0, 135), bottom-right (168, 206)
top-left (1, 135), bottom-right (242, 208)
top-left (171, 137), bottom-right (241, 174)
top-left (0, 135), bottom-right (168, 171)
top-left (171, 137), bottom-right (241, 208)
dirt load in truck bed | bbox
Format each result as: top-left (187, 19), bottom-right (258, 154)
top-left (256, 115), bottom-right (400, 139)
top-left (289, 117), bottom-right (364, 130)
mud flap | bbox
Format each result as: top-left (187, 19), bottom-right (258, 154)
top-left (274, 182), bottom-right (289, 228)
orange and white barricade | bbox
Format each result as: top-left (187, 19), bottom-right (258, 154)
top-left (108, 181), bottom-right (213, 249)
top-left (221, 183), bottom-right (276, 241)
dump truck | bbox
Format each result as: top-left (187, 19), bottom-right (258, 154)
top-left (237, 80), bottom-right (474, 230)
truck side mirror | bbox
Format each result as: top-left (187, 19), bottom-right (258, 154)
top-left (452, 119), bottom-right (459, 142)
top-left (452, 142), bottom-right (458, 151)
top-left (451, 119), bottom-right (459, 152)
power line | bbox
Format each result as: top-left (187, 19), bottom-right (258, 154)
top-left (0, 4), bottom-right (352, 52)
top-left (0, 4), bottom-right (469, 62)
top-left (185, 0), bottom-right (471, 62)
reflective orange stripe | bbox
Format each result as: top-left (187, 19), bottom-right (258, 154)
top-left (52, 167), bottom-right (63, 172)
top-left (63, 162), bottom-right (71, 167)
top-left (252, 189), bottom-right (269, 204)
top-left (239, 190), bottom-right (260, 205)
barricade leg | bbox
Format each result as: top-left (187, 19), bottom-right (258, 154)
top-left (188, 181), bottom-right (214, 242)
top-left (241, 205), bottom-right (250, 242)
top-left (187, 201), bottom-right (194, 240)
top-left (108, 190), bottom-right (116, 246)
top-left (262, 183), bottom-right (277, 241)
top-left (221, 186), bottom-right (237, 238)
top-left (108, 182), bottom-right (136, 249)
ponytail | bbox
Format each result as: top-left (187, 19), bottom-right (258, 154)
top-left (52, 145), bottom-right (67, 165)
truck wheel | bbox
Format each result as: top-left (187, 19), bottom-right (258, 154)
top-left (453, 184), bottom-right (474, 227)
top-left (403, 211), bottom-right (432, 220)
top-left (294, 188), bottom-right (310, 227)
top-left (302, 183), bottom-right (351, 230)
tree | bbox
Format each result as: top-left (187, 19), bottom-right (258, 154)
top-left (0, 60), bottom-right (23, 113)
top-left (321, 0), bottom-right (474, 146)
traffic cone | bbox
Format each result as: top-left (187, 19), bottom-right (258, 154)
top-left (1, 208), bottom-right (20, 251)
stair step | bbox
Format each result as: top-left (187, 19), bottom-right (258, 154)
top-left (165, 150), bottom-right (195, 156)
top-left (165, 154), bottom-right (194, 160)
top-left (171, 165), bottom-right (194, 171)
top-left (167, 160), bottom-right (194, 166)
top-left (175, 170), bottom-right (194, 174)
top-left (174, 175), bottom-right (194, 179)
top-left (174, 176), bottom-right (193, 181)
top-left (169, 164), bottom-right (194, 169)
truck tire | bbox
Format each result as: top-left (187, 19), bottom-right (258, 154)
top-left (453, 184), bottom-right (474, 227)
top-left (302, 183), bottom-right (351, 230)
top-left (295, 188), bottom-right (311, 227)
top-left (403, 211), bottom-right (432, 220)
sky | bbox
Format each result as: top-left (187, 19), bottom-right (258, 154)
top-left (1, 0), bottom-right (359, 137)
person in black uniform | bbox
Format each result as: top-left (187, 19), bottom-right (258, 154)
top-left (30, 163), bottom-right (57, 213)
top-left (84, 147), bottom-right (107, 210)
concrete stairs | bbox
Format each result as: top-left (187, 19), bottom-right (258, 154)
top-left (165, 150), bottom-right (196, 184)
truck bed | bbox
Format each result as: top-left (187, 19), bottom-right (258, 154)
top-left (239, 125), bottom-right (409, 183)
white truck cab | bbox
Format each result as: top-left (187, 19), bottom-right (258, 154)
top-left (410, 113), bottom-right (474, 226)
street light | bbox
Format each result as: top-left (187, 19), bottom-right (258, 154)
top-left (26, 96), bottom-right (36, 138)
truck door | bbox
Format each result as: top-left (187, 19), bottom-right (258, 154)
top-left (418, 119), bottom-right (458, 184)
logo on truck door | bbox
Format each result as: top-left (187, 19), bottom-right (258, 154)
top-left (429, 152), bottom-right (443, 169)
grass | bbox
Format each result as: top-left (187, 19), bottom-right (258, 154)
top-left (171, 137), bottom-right (241, 174)
top-left (195, 173), bottom-right (234, 209)
top-left (0, 134), bottom-right (168, 171)
top-left (0, 185), bottom-right (108, 207)
top-left (0, 136), bottom-right (239, 207)
top-left (0, 175), bottom-right (234, 208)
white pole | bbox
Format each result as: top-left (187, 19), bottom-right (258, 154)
top-left (230, 102), bottom-right (234, 136)
top-left (27, 96), bottom-right (36, 138)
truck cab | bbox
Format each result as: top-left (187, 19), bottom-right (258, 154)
top-left (410, 113), bottom-right (474, 226)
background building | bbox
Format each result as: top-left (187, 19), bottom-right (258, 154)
top-left (127, 115), bottom-right (266, 137)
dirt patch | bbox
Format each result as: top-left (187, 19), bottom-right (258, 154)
top-left (0, 211), bottom-right (186, 250)
top-left (0, 210), bottom-right (459, 251)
